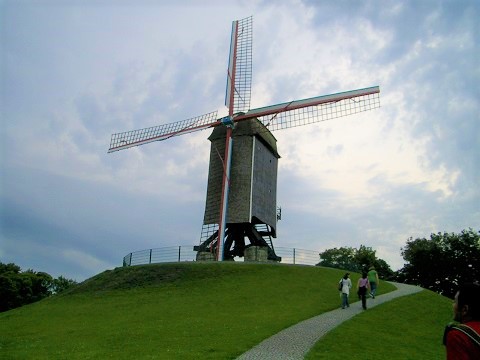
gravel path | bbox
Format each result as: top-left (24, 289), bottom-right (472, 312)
top-left (236, 282), bottom-right (422, 360)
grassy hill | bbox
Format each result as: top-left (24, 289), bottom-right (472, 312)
top-left (0, 262), bottom-right (452, 359)
top-left (305, 289), bottom-right (452, 359)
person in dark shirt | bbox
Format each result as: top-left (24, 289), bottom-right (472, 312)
top-left (443, 283), bottom-right (480, 359)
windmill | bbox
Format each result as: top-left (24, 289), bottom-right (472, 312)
top-left (108, 16), bottom-right (380, 262)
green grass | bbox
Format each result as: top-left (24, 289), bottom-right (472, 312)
top-left (305, 289), bottom-right (453, 359)
top-left (0, 262), bottom-right (443, 359)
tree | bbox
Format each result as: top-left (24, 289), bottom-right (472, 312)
top-left (0, 263), bottom-right (22, 311)
top-left (26, 270), bottom-right (53, 302)
top-left (0, 262), bottom-right (77, 312)
top-left (396, 228), bottom-right (480, 298)
top-left (317, 247), bottom-right (358, 272)
top-left (52, 276), bottom-right (78, 294)
top-left (354, 245), bottom-right (377, 270)
top-left (373, 258), bottom-right (395, 280)
top-left (317, 245), bottom-right (394, 279)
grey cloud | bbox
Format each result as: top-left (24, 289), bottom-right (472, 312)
top-left (2, 1), bottom-right (478, 281)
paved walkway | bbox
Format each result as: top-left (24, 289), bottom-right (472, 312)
top-left (236, 282), bottom-right (422, 360)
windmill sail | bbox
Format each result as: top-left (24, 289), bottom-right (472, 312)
top-left (234, 86), bottom-right (380, 131)
top-left (225, 16), bottom-right (252, 114)
top-left (109, 86), bottom-right (379, 154)
top-left (108, 111), bottom-right (218, 153)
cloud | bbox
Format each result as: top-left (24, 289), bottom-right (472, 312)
top-left (1, 0), bottom-right (478, 280)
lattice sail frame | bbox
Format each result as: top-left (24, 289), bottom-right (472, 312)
top-left (108, 87), bottom-right (380, 153)
top-left (108, 111), bottom-right (218, 153)
top-left (225, 16), bottom-right (253, 114)
top-left (245, 87), bottom-right (380, 132)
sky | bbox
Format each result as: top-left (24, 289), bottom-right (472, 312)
top-left (1, 0), bottom-right (479, 281)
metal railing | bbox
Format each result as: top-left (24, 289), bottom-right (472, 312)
top-left (123, 246), bottom-right (320, 267)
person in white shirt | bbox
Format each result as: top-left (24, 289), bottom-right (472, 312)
top-left (339, 273), bottom-right (352, 309)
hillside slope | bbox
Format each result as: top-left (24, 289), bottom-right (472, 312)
top-left (306, 289), bottom-right (452, 359)
top-left (0, 263), bottom-right (449, 359)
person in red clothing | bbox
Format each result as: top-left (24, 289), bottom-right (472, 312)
top-left (443, 283), bottom-right (480, 359)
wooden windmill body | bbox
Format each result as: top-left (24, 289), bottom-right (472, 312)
top-left (108, 16), bottom-right (381, 262)
top-left (199, 118), bottom-right (280, 260)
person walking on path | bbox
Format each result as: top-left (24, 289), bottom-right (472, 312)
top-left (367, 266), bottom-right (379, 298)
top-left (443, 283), bottom-right (480, 360)
top-left (237, 282), bottom-right (423, 360)
top-left (357, 271), bottom-right (370, 310)
top-left (339, 273), bottom-right (352, 309)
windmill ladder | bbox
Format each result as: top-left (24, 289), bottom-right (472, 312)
top-left (253, 223), bottom-right (275, 249)
top-left (236, 282), bottom-right (422, 360)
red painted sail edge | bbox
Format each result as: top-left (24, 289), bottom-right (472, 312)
top-left (224, 20), bottom-right (237, 109)
top-left (227, 21), bottom-right (239, 115)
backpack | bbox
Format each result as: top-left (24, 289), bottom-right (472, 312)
top-left (443, 323), bottom-right (480, 347)
top-left (338, 279), bottom-right (343, 291)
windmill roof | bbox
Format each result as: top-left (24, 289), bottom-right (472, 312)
top-left (208, 118), bottom-right (280, 158)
